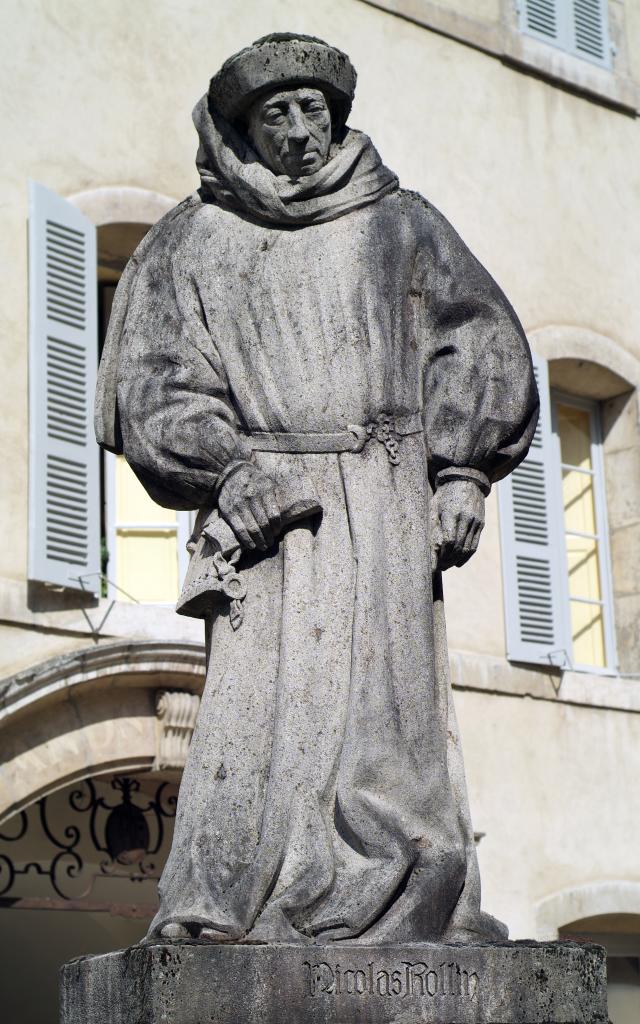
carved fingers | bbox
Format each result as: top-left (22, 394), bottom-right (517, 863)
top-left (452, 513), bottom-right (485, 567)
top-left (432, 479), bottom-right (485, 571)
top-left (218, 462), bottom-right (282, 551)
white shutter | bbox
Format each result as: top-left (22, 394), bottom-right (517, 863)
top-left (521, 0), bottom-right (562, 47)
top-left (571, 0), bottom-right (610, 67)
top-left (498, 352), bottom-right (569, 666)
top-left (28, 181), bottom-right (100, 593)
top-left (521, 0), bottom-right (611, 68)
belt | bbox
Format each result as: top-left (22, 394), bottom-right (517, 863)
top-left (243, 412), bottom-right (422, 465)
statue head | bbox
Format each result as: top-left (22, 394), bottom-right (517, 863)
top-left (246, 86), bottom-right (332, 177)
top-left (208, 33), bottom-right (357, 177)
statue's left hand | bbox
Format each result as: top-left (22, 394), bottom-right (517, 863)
top-left (431, 479), bottom-right (485, 571)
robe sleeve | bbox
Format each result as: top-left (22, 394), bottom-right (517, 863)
top-left (116, 243), bottom-right (252, 511)
top-left (417, 199), bottom-right (539, 490)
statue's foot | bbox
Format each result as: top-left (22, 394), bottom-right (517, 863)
top-left (159, 922), bottom-right (190, 940)
top-left (153, 920), bottom-right (243, 943)
top-left (198, 926), bottom-right (235, 942)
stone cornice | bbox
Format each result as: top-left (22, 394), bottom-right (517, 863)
top-left (360, 0), bottom-right (640, 115)
top-left (0, 640), bottom-right (205, 722)
top-left (3, 639), bottom-right (638, 730)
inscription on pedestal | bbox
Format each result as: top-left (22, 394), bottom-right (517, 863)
top-left (302, 959), bottom-right (479, 1000)
top-left (60, 941), bottom-right (609, 1024)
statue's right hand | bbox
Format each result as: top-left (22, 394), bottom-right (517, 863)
top-left (217, 462), bottom-right (282, 551)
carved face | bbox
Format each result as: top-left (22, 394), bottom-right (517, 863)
top-left (247, 86), bottom-right (332, 178)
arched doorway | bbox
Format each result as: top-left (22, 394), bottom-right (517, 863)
top-left (0, 771), bottom-right (178, 1024)
top-left (537, 883), bottom-right (640, 1024)
top-left (0, 636), bottom-right (203, 1022)
top-left (559, 915), bottom-right (640, 1023)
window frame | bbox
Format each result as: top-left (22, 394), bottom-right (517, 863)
top-left (550, 389), bottom-right (618, 674)
top-left (104, 451), bottom-right (192, 606)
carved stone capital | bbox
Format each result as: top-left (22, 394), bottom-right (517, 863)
top-left (154, 690), bottom-right (200, 770)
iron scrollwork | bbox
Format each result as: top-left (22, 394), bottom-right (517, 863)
top-left (0, 776), bottom-right (177, 901)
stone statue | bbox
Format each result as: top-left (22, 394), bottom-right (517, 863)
top-left (95, 33), bottom-right (538, 948)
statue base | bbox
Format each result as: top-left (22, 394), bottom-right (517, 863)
top-left (60, 939), bottom-right (607, 1023)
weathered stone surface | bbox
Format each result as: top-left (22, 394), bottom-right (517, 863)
top-left (93, 32), bottom-right (539, 948)
top-left (76, 30), bottom-right (599, 1024)
top-left (207, 32), bottom-right (357, 125)
top-left (60, 940), bottom-right (607, 1024)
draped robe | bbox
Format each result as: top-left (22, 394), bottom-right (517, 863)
top-left (98, 152), bottom-right (538, 944)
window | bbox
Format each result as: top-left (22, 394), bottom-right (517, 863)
top-left (98, 240), bottom-right (192, 606)
top-left (498, 352), bottom-right (617, 672)
top-left (552, 395), bottom-right (614, 669)
top-left (520, 0), bottom-right (611, 69)
top-left (28, 182), bottom-right (191, 604)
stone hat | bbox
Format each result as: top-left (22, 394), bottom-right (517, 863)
top-left (208, 33), bottom-right (357, 126)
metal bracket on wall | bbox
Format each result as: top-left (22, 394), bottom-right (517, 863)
top-left (70, 572), bottom-right (140, 638)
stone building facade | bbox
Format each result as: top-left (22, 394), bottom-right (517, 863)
top-left (1, 1), bottom-right (639, 1020)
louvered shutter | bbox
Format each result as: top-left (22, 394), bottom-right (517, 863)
top-left (498, 352), bottom-right (569, 666)
top-left (521, 0), bottom-right (562, 47)
top-left (570, 0), bottom-right (609, 67)
top-left (521, 0), bottom-right (610, 68)
top-left (28, 181), bottom-right (100, 592)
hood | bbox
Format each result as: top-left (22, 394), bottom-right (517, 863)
top-left (193, 95), bottom-right (398, 227)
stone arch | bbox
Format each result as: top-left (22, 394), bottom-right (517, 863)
top-left (67, 185), bottom-right (177, 226)
top-left (68, 186), bottom-right (178, 288)
top-left (529, 324), bottom-right (640, 396)
top-left (535, 881), bottom-right (640, 939)
top-left (0, 641), bottom-right (204, 823)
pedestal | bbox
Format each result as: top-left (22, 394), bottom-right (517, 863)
top-left (60, 939), bottom-right (607, 1023)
